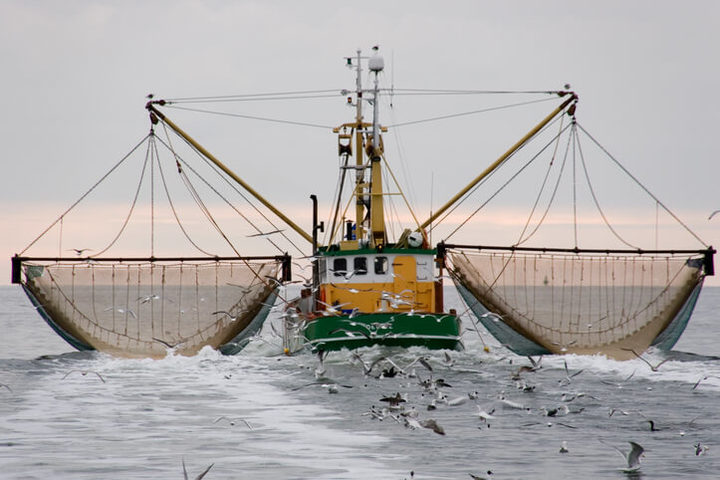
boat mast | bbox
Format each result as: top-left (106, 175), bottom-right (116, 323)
top-left (368, 47), bottom-right (386, 247)
top-left (353, 49), bottom-right (366, 244)
top-left (343, 47), bottom-right (386, 248)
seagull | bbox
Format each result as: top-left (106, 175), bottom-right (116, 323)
top-left (328, 328), bottom-right (371, 339)
top-left (292, 261), bottom-right (312, 271)
top-left (103, 306), bottom-right (137, 319)
top-left (153, 337), bottom-right (184, 349)
top-left (404, 356), bottom-right (433, 372)
top-left (608, 408), bottom-right (631, 417)
top-left (446, 395), bottom-right (468, 406)
top-left (182, 458), bottom-right (214, 480)
top-left (559, 359), bottom-right (584, 385)
top-left (622, 348), bottom-right (670, 372)
top-left (316, 300), bottom-right (351, 315)
top-left (559, 441), bottom-right (569, 453)
top-left (213, 416), bottom-right (253, 429)
top-left (246, 229), bottom-right (285, 237)
top-left (694, 442), bottom-right (709, 456)
top-left (62, 370), bottom-right (106, 383)
top-left (67, 248), bottom-right (93, 256)
top-left (212, 310), bottom-right (240, 321)
top-left (601, 370), bottom-right (636, 388)
top-left (226, 283), bottom-right (254, 293)
top-left (314, 350), bottom-right (328, 378)
top-left (137, 294), bottom-right (160, 304)
top-left (380, 392), bottom-right (407, 407)
top-left (551, 340), bottom-right (577, 353)
top-left (351, 352), bottom-right (383, 376)
top-left (603, 440), bottom-right (645, 472)
top-left (477, 406), bottom-right (496, 422)
top-left (469, 472), bottom-right (494, 480)
top-left (692, 375), bottom-right (720, 390)
top-left (420, 418), bottom-right (446, 435)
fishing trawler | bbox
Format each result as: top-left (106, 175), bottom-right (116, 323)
top-left (11, 47), bottom-right (715, 359)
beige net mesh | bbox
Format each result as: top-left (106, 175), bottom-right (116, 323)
top-left (22, 259), bottom-right (281, 358)
top-left (449, 249), bottom-right (705, 359)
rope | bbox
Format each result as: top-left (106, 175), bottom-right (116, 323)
top-left (514, 118), bottom-right (571, 246)
top-left (576, 122), bottom-right (708, 248)
top-left (158, 123), bottom-right (306, 256)
top-left (442, 120), bottom-right (572, 241)
top-left (91, 139), bottom-right (152, 257)
top-left (155, 134), bottom-right (289, 301)
top-left (387, 88), bottom-right (566, 95)
top-left (575, 124), bottom-right (639, 249)
top-left (430, 114), bottom-right (566, 235)
top-left (164, 105), bottom-right (333, 130)
top-left (572, 123), bottom-right (578, 247)
top-left (164, 89), bottom-right (341, 103)
top-left (151, 136), bottom-right (216, 256)
top-left (380, 152), bottom-right (425, 239)
top-left (20, 134), bottom-right (151, 255)
top-left (327, 150), bottom-right (351, 247)
top-left (387, 97), bottom-right (558, 128)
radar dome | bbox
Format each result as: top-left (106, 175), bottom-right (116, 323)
top-left (368, 54), bottom-right (384, 72)
top-left (408, 231), bottom-right (423, 248)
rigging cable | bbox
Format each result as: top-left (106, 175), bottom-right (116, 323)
top-left (326, 147), bottom-right (351, 247)
top-left (151, 135), bottom-right (216, 257)
top-left (442, 120), bottom-right (573, 242)
top-left (20, 133), bottom-right (151, 256)
top-left (575, 124), bottom-right (640, 249)
top-left (431, 113), bottom-right (567, 236)
top-left (164, 89), bottom-right (341, 103)
top-left (385, 88), bottom-right (566, 95)
top-left (572, 120), bottom-right (578, 248)
top-left (158, 122), bottom-right (306, 256)
top-left (576, 123), bottom-right (708, 248)
top-left (91, 137), bottom-right (152, 257)
top-left (164, 104), bottom-right (333, 130)
top-left (386, 97), bottom-right (557, 128)
top-left (514, 121), bottom-right (573, 246)
top-left (380, 152), bottom-right (426, 241)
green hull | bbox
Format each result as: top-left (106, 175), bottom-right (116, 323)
top-left (303, 312), bottom-right (463, 352)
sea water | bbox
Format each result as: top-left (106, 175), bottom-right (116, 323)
top-left (1, 285), bottom-right (719, 479)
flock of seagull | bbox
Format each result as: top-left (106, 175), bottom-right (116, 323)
top-left (294, 343), bottom-right (716, 479)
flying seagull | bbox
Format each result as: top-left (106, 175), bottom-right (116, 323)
top-left (182, 458), bottom-right (214, 480)
top-left (603, 440), bottom-right (645, 472)
top-left (62, 370), bottom-right (106, 383)
top-left (420, 418), bottom-right (446, 435)
top-left (622, 348), bottom-right (670, 372)
top-left (212, 310), bottom-right (241, 321)
top-left (246, 229), bottom-right (285, 237)
top-left (213, 416), bottom-right (253, 429)
top-left (67, 248), bottom-right (93, 256)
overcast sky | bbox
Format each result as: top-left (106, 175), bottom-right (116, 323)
top-left (2, 1), bottom-right (719, 285)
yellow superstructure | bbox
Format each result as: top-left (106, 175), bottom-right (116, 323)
top-left (318, 250), bottom-right (437, 314)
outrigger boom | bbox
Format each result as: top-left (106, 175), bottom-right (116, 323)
top-left (146, 101), bottom-right (314, 244)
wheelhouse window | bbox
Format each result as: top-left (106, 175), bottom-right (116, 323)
top-left (332, 258), bottom-right (347, 277)
top-left (353, 257), bottom-right (368, 276)
top-left (374, 256), bottom-right (388, 274)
